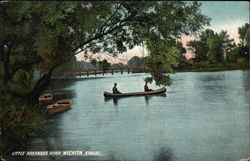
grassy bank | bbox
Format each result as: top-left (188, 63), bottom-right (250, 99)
top-left (176, 62), bottom-right (250, 72)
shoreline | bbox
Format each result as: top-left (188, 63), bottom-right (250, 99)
top-left (175, 63), bottom-right (250, 73)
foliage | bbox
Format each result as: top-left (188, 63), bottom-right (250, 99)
top-left (52, 57), bottom-right (77, 76)
top-left (143, 42), bottom-right (180, 86)
top-left (127, 56), bottom-right (144, 68)
top-left (226, 47), bottom-right (239, 63)
top-left (238, 23), bottom-right (250, 46)
top-left (184, 62), bottom-right (248, 72)
top-left (9, 69), bottom-right (35, 95)
top-left (174, 42), bottom-right (188, 68)
top-left (187, 40), bottom-right (207, 62)
top-left (98, 59), bottom-right (110, 70)
top-left (187, 29), bottom-right (214, 62)
top-left (207, 35), bottom-right (224, 63)
top-left (90, 59), bottom-right (97, 67)
top-left (187, 29), bottom-right (235, 64)
top-left (246, 27), bottom-right (250, 46)
top-left (237, 23), bottom-right (250, 60)
top-left (0, 1), bottom-right (210, 155)
top-left (0, 89), bottom-right (43, 157)
top-left (1, 1), bottom-right (210, 91)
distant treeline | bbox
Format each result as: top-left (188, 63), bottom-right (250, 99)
top-left (53, 23), bottom-right (250, 76)
top-left (52, 56), bottom-right (145, 76)
top-left (183, 23), bottom-right (250, 70)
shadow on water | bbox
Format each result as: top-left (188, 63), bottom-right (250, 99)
top-left (198, 74), bottom-right (225, 82)
top-left (25, 115), bottom-right (65, 160)
top-left (243, 71), bottom-right (250, 103)
top-left (197, 73), bottom-right (226, 91)
top-left (104, 97), bottom-right (119, 106)
top-left (243, 70), bottom-right (250, 154)
top-left (153, 147), bottom-right (173, 161)
top-left (145, 93), bottom-right (167, 105)
top-left (24, 79), bottom-right (78, 160)
top-left (195, 73), bottom-right (230, 102)
top-left (104, 93), bottom-right (167, 106)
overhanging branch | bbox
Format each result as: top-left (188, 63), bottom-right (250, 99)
top-left (99, 3), bottom-right (122, 34)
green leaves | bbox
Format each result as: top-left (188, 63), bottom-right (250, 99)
top-left (0, 1), bottom-right (211, 92)
top-left (9, 69), bottom-right (35, 95)
top-left (238, 23), bottom-right (250, 45)
top-left (187, 29), bottom-right (235, 64)
top-left (143, 39), bottom-right (180, 86)
top-left (0, 2), bottom-right (212, 155)
top-left (98, 59), bottom-right (110, 70)
top-left (245, 28), bottom-right (250, 46)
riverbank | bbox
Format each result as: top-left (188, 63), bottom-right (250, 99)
top-left (176, 63), bottom-right (250, 73)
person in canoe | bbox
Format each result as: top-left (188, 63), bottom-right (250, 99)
top-left (113, 83), bottom-right (122, 94)
top-left (144, 82), bottom-right (153, 92)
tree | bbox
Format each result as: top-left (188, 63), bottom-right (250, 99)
top-left (127, 56), bottom-right (144, 68)
top-left (98, 59), bottom-right (110, 70)
top-left (174, 41), bottom-right (189, 69)
top-left (207, 34), bottom-right (224, 63)
top-left (90, 59), bottom-right (97, 67)
top-left (246, 28), bottom-right (250, 46)
top-left (187, 29), bottom-right (215, 62)
top-left (237, 23), bottom-right (250, 60)
top-left (187, 29), bottom-right (234, 64)
top-left (238, 23), bottom-right (250, 46)
top-left (207, 31), bottom-right (235, 63)
top-left (187, 40), bottom-right (207, 62)
top-left (0, 2), bottom-right (210, 156)
top-left (52, 56), bottom-right (77, 76)
top-left (227, 47), bottom-right (239, 63)
top-left (1, 1), bottom-right (210, 101)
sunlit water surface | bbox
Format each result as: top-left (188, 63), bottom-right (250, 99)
top-left (25, 70), bottom-right (249, 161)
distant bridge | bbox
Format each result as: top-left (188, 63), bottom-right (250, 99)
top-left (63, 67), bottom-right (147, 77)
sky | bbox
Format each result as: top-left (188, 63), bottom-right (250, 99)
top-left (76, 1), bottom-right (249, 61)
top-left (120, 1), bottom-right (249, 60)
top-left (180, 1), bottom-right (249, 58)
top-left (199, 1), bottom-right (248, 43)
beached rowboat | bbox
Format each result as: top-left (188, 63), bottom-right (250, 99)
top-left (103, 87), bottom-right (166, 98)
top-left (39, 94), bottom-right (53, 102)
top-left (47, 100), bottom-right (72, 114)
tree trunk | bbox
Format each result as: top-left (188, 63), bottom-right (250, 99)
top-left (29, 68), bottom-right (54, 104)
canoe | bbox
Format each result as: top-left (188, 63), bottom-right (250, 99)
top-left (47, 99), bottom-right (72, 115)
top-left (39, 94), bottom-right (53, 102)
top-left (103, 87), bottom-right (166, 98)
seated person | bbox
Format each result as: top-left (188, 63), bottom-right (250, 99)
top-left (113, 83), bottom-right (121, 94)
top-left (144, 82), bottom-right (153, 92)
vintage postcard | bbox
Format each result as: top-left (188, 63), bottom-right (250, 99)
top-left (0, 1), bottom-right (249, 161)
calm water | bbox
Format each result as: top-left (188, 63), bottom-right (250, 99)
top-left (26, 70), bottom-right (249, 161)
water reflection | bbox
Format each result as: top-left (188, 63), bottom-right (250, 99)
top-left (104, 97), bottom-right (119, 106)
top-left (242, 70), bottom-right (250, 155)
top-left (104, 93), bottom-right (167, 106)
top-left (195, 72), bottom-right (230, 102)
top-left (25, 79), bottom-right (77, 160)
top-left (145, 94), bottom-right (167, 105)
top-left (153, 147), bottom-right (173, 161)
top-left (26, 116), bottom-right (65, 160)
top-left (242, 70), bottom-right (250, 103)
top-left (198, 74), bottom-right (225, 82)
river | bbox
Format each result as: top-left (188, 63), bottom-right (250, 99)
top-left (25, 70), bottom-right (249, 161)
